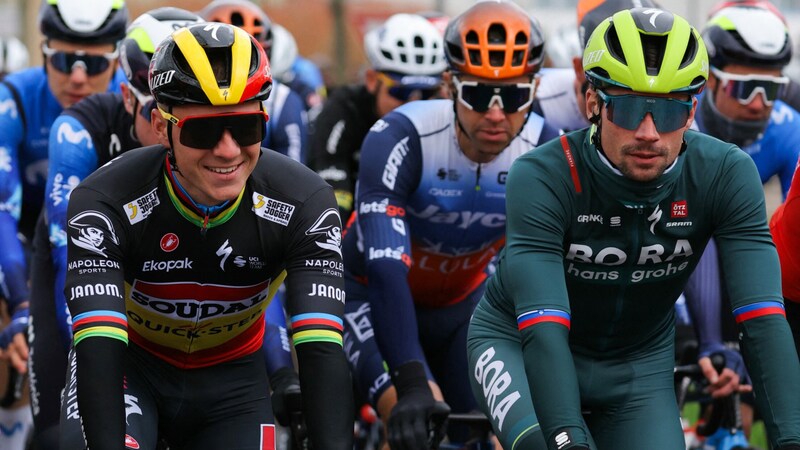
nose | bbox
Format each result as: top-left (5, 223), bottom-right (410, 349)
top-left (68, 65), bottom-right (89, 84)
top-left (634, 113), bottom-right (660, 140)
top-left (211, 129), bottom-right (242, 158)
top-left (483, 103), bottom-right (506, 122)
top-left (745, 91), bottom-right (769, 112)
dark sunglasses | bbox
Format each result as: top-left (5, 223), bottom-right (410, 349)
top-left (597, 90), bottom-right (693, 133)
top-left (452, 75), bottom-right (535, 114)
top-left (159, 108), bottom-right (269, 150)
top-left (42, 44), bottom-right (117, 76)
top-left (139, 99), bottom-right (157, 122)
top-left (711, 67), bottom-right (789, 106)
top-left (377, 72), bottom-right (441, 101)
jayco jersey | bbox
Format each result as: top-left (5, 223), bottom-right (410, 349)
top-left (344, 99), bottom-right (558, 306)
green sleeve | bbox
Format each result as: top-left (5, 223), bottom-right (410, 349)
top-left (503, 151), bottom-right (591, 448)
top-left (713, 150), bottom-right (800, 446)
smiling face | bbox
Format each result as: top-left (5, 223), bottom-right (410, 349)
top-left (586, 86), bottom-right (696, 182)
top-left (152, 100), bottom-right (263, 206)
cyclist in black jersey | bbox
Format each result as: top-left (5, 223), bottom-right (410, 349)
top-left (27, 9), bottom-right (203, 449)
top-left (308, 13), bottom-right (447, 222)
top-left (61, 23), bottom-right (353, 450)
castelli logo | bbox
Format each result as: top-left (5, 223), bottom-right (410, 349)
top-left (160, 233), bottom-right (179, 252)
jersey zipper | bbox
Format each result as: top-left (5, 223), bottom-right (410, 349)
top-left (475, 163), bottom-right (482, 191)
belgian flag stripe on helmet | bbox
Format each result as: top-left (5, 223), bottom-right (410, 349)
top-left (172, 25), bottom-right (252, 105)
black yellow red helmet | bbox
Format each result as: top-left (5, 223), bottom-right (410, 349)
top-left (443, 0), bottom-right (545, 79)
top-left (149, 22), bottom-right (272, 107)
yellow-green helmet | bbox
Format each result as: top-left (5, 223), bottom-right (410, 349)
top-left (583, 7), bottom-right (708, 94)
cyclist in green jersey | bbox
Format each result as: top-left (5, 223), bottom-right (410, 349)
top-left (466, 7), bottom-right (800, 450)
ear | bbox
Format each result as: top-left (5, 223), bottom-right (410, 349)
top-left (120, 83), bottom-right (135, 115)
top-left (442, 70), bottom-right (456, 99)
top-left (685, 96), bottom-right (698, 129)
top-left (572, 56), bottom-right (585, 84)
top-left (151, 108), bottom-right (171, 148)
top-left (365, 68), bottom-right (379, 94)
top-left (585, 87), bottom-right (601, 121)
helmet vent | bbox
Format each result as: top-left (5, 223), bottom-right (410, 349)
top-left (605, 25), bottom-right (627, 65)
top-left (487, 24), bottom-right (506, 44)
top-left (469, 49), bottom-right (482, 66)
top-left (641, 34), bottom-right (667, 76)
top-left (514, 31), bottom-right (527, 45)
top-left (489, 50), bottom-right (504, 67)
top-left (447, 42), bottom-right (465, 63)
top-left (511, 50), bottom-right (524, 66)
top-left (679, 33), bottom-right (698, 69)
top-left (230, 12), bottom-right (245, 27)
top-left (466, 30), bottom-right (479, 45)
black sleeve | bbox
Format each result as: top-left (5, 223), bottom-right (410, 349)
top-left (295, 341), bottom-right (354, 449)
top-left (76, 337), bottom-right (126, 450)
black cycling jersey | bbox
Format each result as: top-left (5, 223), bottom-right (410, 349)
top-left (64, 146), bottom-right (353, 449)
top-left (307, 84), bottom-right (378, 221)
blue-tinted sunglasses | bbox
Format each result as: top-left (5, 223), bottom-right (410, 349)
top-left (43, 44), bottom-right (118, 76)
top-left (597, 90), bottom-right (693, 133)
top-left (377, 72), bottom-right (441, 101)
top-left (711, 67), bottom-right (789, 106)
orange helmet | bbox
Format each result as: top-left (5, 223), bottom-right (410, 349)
top-left (443, 0), bottom-right (544, 79)
top-left (199, 0), bottom-right (272, 46)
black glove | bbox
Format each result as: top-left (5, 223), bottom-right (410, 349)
top-left (269, 366), bottom-right (302, 427)
top-left (387, 361), bottom-right (451, 450)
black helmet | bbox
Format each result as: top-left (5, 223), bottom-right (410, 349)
top-left (702, 4), bottom-right (791, 69)
top-left (149, 22), bottom-right (272, 107)
top-left (120, 7), bottom-right (204, 96)
top-left (39, 0), bottom-right (128, 45)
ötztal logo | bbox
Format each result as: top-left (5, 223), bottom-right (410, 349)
top-left (160, 233), bottom-right (179, 252)
top-left (671, 200), bottom-right (688, 218)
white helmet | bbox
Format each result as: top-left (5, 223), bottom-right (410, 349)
top-left (364, 13), bottom-right (446, 75)
top-left (546, 26), bottom-right (581, 68)
top-left (269, 23), bottom-right (299, 81)
top-left (0, 37), bottom-right (29, 75)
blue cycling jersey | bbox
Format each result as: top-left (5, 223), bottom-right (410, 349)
top-left (263, 81), bottom-right (308, 163)
top-left (695, 95), bottom-right (800, 198)
top-left (0, 67), bottom-right (124, 310)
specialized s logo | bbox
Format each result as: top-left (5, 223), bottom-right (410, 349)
top-left (57, 122), bottom-right (93, 148)
top-left (68, 210), bottom-right (119, 257)
top-left (217, 239), bottom-right (233, 270)
top-left (306, 208), bottom-right (342, 257)
top-left (124, 188), bottom-right (160, 225)
top-left (647, 205), bottom-right (662, 235)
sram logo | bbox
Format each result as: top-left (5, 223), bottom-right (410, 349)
top-left (408, 205), bottom-right (504, 229)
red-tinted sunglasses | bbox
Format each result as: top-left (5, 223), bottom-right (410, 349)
top-left (159, 108), bottom-right (269, 149)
